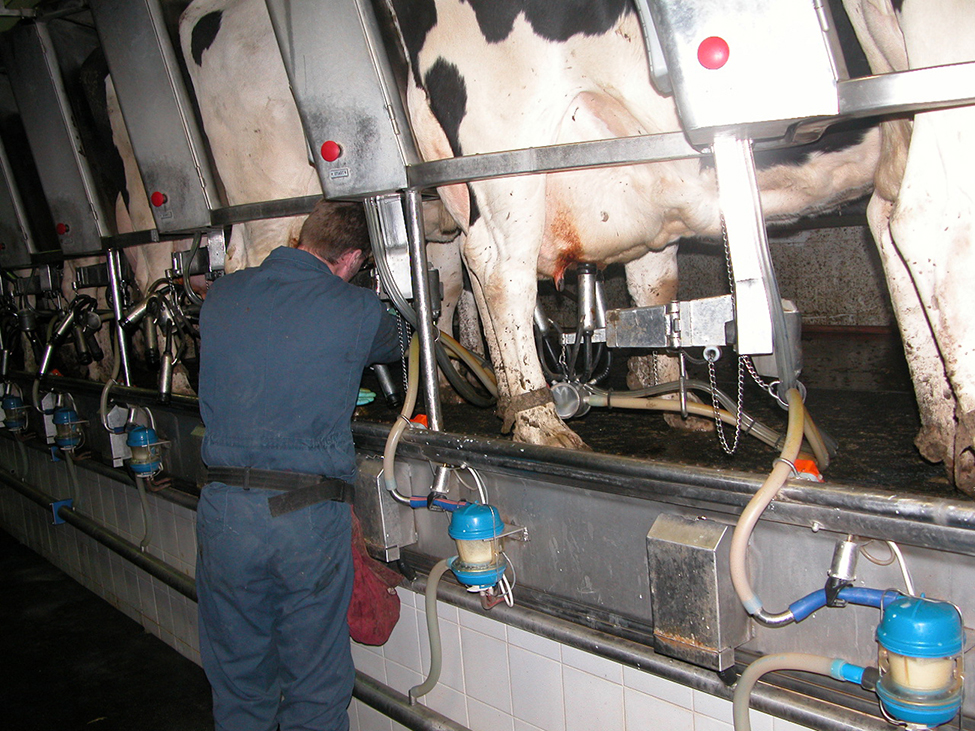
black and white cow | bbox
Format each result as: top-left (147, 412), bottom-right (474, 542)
top-left (176, 0), bottom-right (468, 351)
top-left (842, 0), bottom-right (975, 492)
top-left (384, 0), bottom-right (880, 448)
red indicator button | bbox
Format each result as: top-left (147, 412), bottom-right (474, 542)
top-left (150, 191), bottom-right (168, 207)
top-left (698, 36), bottom-right (730, 70)
top-left (321, 140), bottom-right (342, 162)
top-left (56, 223), bottom-right (69, 235)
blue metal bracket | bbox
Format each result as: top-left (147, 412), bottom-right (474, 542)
top-left (51, 498), bottom-right (73, 524)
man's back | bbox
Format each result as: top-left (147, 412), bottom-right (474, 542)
top-left (199, 245), bottom-right (399, 481)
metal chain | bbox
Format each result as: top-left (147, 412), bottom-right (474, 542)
top-left (743, 354), bottom-right (779, 399)
top-left (558, 340), bottom-right (568, 381)
top-left (650, 351), bottom-right (659, 386)
top-left (707, 350), bottom-right (745, 455)
top-left (397, 314), bottom-right (412, 394)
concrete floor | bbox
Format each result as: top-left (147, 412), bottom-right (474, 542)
top-left (0, 527), bottom-right (213, 731)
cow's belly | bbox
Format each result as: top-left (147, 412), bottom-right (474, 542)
top-left (536, 160), bottom-right (713, 282)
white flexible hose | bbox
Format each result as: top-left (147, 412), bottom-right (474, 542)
top-left (383, 336), bottom-right (420, 501)
top-left (729, 388), bottom-right (806, 620)
top-left (733, 654), bottom-right (836, 731)
top-left (586, 393), bottom-right (794, 455)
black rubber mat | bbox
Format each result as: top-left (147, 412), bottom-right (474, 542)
top-left (0, 528), bottom-right (213, 731)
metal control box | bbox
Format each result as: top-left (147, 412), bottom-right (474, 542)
top-left (89, 0), bottom-right (218, 233)
top-left (647, 513), bottom-right (750, 671)
top-left (0, 22), bottom-right (111, 255)
top-left (265, 0), bottom-right (417, 199)
top-left (647, 0), bottom-right (844, 147)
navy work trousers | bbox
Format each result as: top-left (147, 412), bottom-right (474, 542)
top-left (196, 482), bottom-right (354, 731)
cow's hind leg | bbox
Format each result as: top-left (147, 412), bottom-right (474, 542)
top-left (868, 194), bottom-right (973, 492)
top-left (461, 205), bottom-right (587, 449)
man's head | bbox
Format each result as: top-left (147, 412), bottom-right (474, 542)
top-left (297, 199), bottom-right (371, 281)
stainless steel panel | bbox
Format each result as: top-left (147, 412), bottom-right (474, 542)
top-left (265, 0), bottom-right (415, 198)
top-left (0, 22), bottom-right (111, 254)
top-left (0, 137), bottom-right (34, 268)
top-left (89, 0), bottom-right (219, 233)
top-left (605, 295), bottom-right (735, 350)
top-left (605, 302), bottom-right (670, 349)
top-left (647, 513), bottom-right (750, 670)
top-left (354, 455), bottom-right (418, 562)
top-left (647, 0), bottom-right (841, 147)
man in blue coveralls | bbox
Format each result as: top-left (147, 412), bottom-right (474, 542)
top-left (196, 198), bottom-right (400, 731)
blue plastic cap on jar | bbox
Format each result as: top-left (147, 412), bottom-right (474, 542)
top-left (448, 502), bottom-right (504, 541)
top-left (126, 425), bottom-right (156, 448)
top-left (877, 595), bottom-right (964, 658)
top-left (2, 394), bottom-right (24, 411)
top-left (53, 408), bottom-right (78, 425)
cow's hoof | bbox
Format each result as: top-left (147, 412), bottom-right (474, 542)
top-left (512, 405), bottom-right (590, 450)
top-left (952, 444), bottom-right (975, 497)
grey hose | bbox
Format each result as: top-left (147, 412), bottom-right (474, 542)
top-left (409, 559), bottom-right (451, 704)
top-left (65, 452), bottom-right (81, 507)
top-left (733, 653), bottom-right (836, 731)
top-left (135, 475), bottom-right (153, 551)
top-left (16, 439), bottom-right (29, 480)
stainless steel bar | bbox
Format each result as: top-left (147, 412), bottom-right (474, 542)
top-left (403, 189), bottom-right (443, 431)
top-left (106, 249), bottom-right (133, 386)
top-left (838, 61), bottom-right (975, 119)
top-left (209, 195), bottom-right (321, 227)
top-left (407, 131), bottom-right (701, 190)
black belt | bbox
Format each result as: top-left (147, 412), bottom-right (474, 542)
top-left (205, 466), bottom-right (354, 517)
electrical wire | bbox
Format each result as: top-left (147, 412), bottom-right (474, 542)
top-left (860, 540), bottom-right (916, 596)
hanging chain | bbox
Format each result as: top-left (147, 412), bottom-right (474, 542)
top-left (707, 213), bottom-right (745, 454)
top-left (743, 354), bottom-right (779, 398)
top-left (397, 314), bottom-right (412, 394)
top-left (650, 351), bottom-right (659, 386)
top-left (707, 349), bottom-right (745, 455)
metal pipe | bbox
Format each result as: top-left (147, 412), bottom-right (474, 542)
top-left (106, 249), bottom-right (133, 386)
top-left (403, 189), bottom-right (443, 431)
top-left (577, 263), bottom-right (598, 334)
top-left (407, 574), bottom-right (890, 731)
top-left (355, 671), bottom-right (472, 731)
top-left (0, 467), bottom-right (196, 601)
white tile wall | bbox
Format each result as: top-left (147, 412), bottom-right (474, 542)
top-left (0, 443), bottom-right (822, 731)
top-left (345, 585), bottom-right (817, 731)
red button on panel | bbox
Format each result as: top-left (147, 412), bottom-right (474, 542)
top-left (151, 191), bottom-right (168, 207)
top-left (698, 36), bottom-right (730, 70)
top-left (56, 223), bottom-right (69, 235)
top-left (321, 140), bottom-right (342, 162)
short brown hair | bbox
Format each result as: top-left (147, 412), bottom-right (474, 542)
top-left (297, 199), bottom-right (371, 263)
